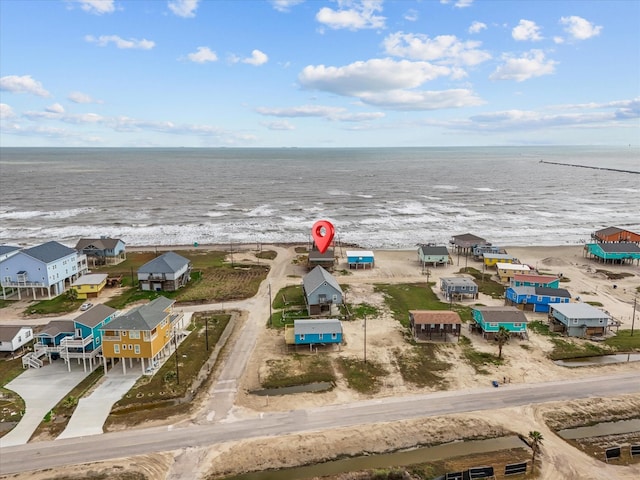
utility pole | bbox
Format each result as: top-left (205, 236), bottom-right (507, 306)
top-left (205, 317), bottom-right (209, 351)
top-left (363, 314), bottom-right (367, 364)
top-left (268, 283), bottom-right (272, 326)
top-left (173, 331), bottom-right (180, 385)
top-left (632, 295), bottom-right (637, 337)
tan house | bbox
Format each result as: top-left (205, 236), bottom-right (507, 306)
top-left (496, 262), bottom-right (530, 283)
top-left (408, 310), bottom-right (462, 342)
top-left (100, 296), bottom-right (184, 375)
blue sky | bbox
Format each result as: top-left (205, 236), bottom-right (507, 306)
top-left (1, 0), bottom-right (638, 147)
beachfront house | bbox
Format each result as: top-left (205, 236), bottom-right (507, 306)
top-left (0, 241), bottom-right (80, 300)
top-left (483, 253), bottom-right (519, 268)
top-left (71, 273), bottom-right (108, 299)
top-left (496, 263), bottom-right (531, 283)
top-left (0, 325), bottom-right (33, 354)
top-left (440, 277), bottom-right (478, 301)
top-left (307, 244), bottom-right (336, 271)
top-left (0, 245), bottom-right (21, 262)
top-left (449, 233), bottom-right (489, 255)
top-left (284, 319), bottom-right (343, 347)
top-left (75, 237), bottom-right (127, 266)
top-left (137, 251), bottom-right (192, 292)
top-left (471, 306), bottom-right (528, 340)
top-left (409, 310), bottom-right (461, 342)
top-left (505, 286), bottom-right (571, 313)
top-left (100, 296), bottom-right (185, 375)
top-left (472, 245), bottom-right (505, 260)
top-left (548, 303), bottom-right (610, 338)
top-left (511, 274), bottom-right (560, 289)
top-left (591, 226), bottom-right (640, 244)
top-left (583, 242), bottom-right (640, 266)
top-left (302, 266), bottom-right (343, 316)
top-left (27, 304), bottom-right (118, 371)
top-left (346, 250), bottom-right (375, 269)
top-left (417, 245), bottom-right (451, 268)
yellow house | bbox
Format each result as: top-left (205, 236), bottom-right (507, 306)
top-left (100, 296), bottom-right (184, 375)
top-left (71, 273), bottom-right (108, 299)
top-left (496, 262), bottom-right (531, 283)
top-left (482, 253), bottom-right (518, 268)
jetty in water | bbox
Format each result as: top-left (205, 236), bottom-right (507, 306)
top-left (539, 160), bottom-right (640, 174)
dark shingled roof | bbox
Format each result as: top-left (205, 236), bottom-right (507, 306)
top-left (419, 245), bottom-right (450, 256)
top-left (474, 306), bottom-right (528, 323)
top-left (74, 304), bottom-right (117, 328)
top-left (138, 251), bottom-right (190, 274)
top-left (75, 237), bottom-right (125, 250)
top-left (102, 296), bottom-right (174, 331)
top-left (303, 266), bottom-right (342, 295)
top-left (23, 241), bottom-right (76, 264)
top-left (598, 242), bottom-right (640, 253)
top-left (0, 245), bottom-right (21, 256)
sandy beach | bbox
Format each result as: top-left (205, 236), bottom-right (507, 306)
top-left (1, 243), bottom-right (639, 480)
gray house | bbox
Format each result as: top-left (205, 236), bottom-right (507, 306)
top-left (549, 302), bottom-right (610, 338)
top-left (138, 252), bottom-right (192, 292)
top-left (417, 245), bottom-right (451, 267)
top-left (440, 277), bottom-right (478, 300)
top-left (302, 266), bottom-right (343, 316)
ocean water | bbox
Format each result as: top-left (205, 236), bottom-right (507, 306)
top-left (0, 146), bottom-right (638, 249)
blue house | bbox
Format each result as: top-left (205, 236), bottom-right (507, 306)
top-left (0, 241), bottom-right (79, 300)
top-left (549, 302), bottom-right (610, 338)
top-left (302, 266), bottom-right (343, 315)
top-left (75, 237), bottom-right (126, 266)
top-left (505, 286), bottom-right (571, 313)
top-left (346, 250), bottom-right (375, 269)
top-left (286, 319), bottom-right (343, 347)
top-left (511, 274), bottom-right (560, 289)
top-left (28, 304), bottom-right (117, 372)
top-left (471, 306), bottom-right (528, 340)
top-left (440, 277), bottom-right (478, 300)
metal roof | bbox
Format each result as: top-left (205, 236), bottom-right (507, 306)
top-left (550, 302), bottom-right (610, 319)
top-left (294, 319), bottom-right (342, 335)
top-left (441, 277), bottom-right (477, 287)
top-left (138, 251), bottom-right (190, 274)
top-left (72, 273), bottom-right (108, 286)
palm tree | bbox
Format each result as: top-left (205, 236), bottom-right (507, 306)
top-left (495, 325), bottom-right (511, 359)
top-left (529, 430), bottom-right (544, 474)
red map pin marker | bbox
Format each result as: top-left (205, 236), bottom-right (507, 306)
top-left (311, 220), bottom-right (335, 254)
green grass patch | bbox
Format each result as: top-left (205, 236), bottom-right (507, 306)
top-left (393, 344), bottom-right (450, 389)
top-left (375, 283), bottom-right (445, 327)
top-left (261, 355), bottom-right (335, 389)
top-left (23, 294), bottom-right (84, 316)
top-left (458, 336), bottom-right (503, 374)
top-left (528, 320), bottom-right (559, 337)
top-left (585, 301), bottom-right (604, 307)
top-left (273, 285), bottom-right (305, 309)
top-left (269, 308), bottom-right (309, 329)
top-left (0, 357), bottom-right (27, 432)
top-left (347, 302), bottom-right (380, 320)
top-left (594, 269), bottom-right (635, 280)
top-left (548, 338), bottom-right (610, 360)
top-left (294, 246), bottom-right (308, 254)
top-left (603, 330), bottom-right (640, 352)
top-left (457, 268), bottom-right (506, 299)
top-left (255, 250), bottom-right (277, 260)
top-left (336, 357), bottom-right (387, 394)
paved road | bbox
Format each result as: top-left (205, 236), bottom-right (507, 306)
top-left (1, 372), bottom-right (638, 475)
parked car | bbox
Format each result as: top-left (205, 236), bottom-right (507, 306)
top-left (80, 302), bottom-right (93, 311)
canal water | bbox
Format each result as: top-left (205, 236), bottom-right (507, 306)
top-left (558, 418), bottom-right (640, 440)
top-left (221, 435), bottom-right (527, 480)
top-left (554, 353), bottom-right (640, 367)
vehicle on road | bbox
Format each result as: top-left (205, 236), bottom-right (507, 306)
top-left (80, 302), bottom-right (93, 311)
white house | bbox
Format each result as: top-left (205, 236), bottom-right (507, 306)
top-left (0, 325), bottom-right (34, 353)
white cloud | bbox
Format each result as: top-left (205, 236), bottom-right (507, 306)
top-left (512, 19), bottom-right (543, 41)
top-left (261, 120), bottom-right (296, 130)
top-left (0, 75), bottom-right (51, 97)
top-left (68, 91), bottom-right (102, 104)
top-left (46, 103), bottom-right (65, 114)
top-left (0, 103), bottom-right (15, 119)
top-left (85, 35), bottom-right (155, 49)
top-left (256, 104), bottom-right (385, 122)
top-left (490, 50), bottom-right (557, 82)
top-left (553, 36), bottom-right (564, 44)
top-left (243, 50), bottom-right (269, 66)
top-left (186, 46), bottom-right (218, 63)
top-left (270, 0), bottom-right (304, 12)
top-left (440, 0), bottom-right (474, 8)
top-left (299, 58), bottom-right (451, 96)
top-left (383, 32), bottom-right (491, 66)
top-left (404, 9), bottom-right (418, 22)
top-left (77, 0), bottom-right (115, 15)
top-left (560, 16), bottom-right (602, 40)
top-left (316, 0), bottom-right (386, 31)
top-left (168, 0), bottom-right (200, 18)
top-left (360, 88), bottom-right (485, 110)
top-left (468, 21), bottom-right (487, 34)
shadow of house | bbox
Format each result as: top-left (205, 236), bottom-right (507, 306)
top-left (302, 266), bottom-right (343, 316)
top-left (409, 310), bottom-right (461, 342)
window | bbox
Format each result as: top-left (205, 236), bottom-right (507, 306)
top-left (129, 344), bottom-right (133, 350)
top-left (599, 319), bottom-right (604, 324)
top-left (299, 334), bottom-right (305, 341)
top-left (122, 331), bottom-right (127, 337)
top-left (129, 331), bottom-right (140, 339)
top-left (573, 319), bottom-right (578, 325)
top-left (114, 344), bottom-right (120, 353)
top-left (122, 344), bottom-right (127, 350)
top-left (514, 323), bottom-right (522, 327)
top-left (319, 333), bottom-right (323, 340)
top-left (332, 333), bottom-right (337, 339)
top-left (134, 345), bottom-right (140, 354)
top-left (489, 323), bottom-right (498, 327)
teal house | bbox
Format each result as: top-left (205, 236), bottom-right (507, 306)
top-left (584, 243), bottom-right (640, 265)
top-left (287, 319), bottom-right (343, 347)
top-left (417, 245), bottom-right (451, 267)
top-left (471, 306), bottom-right (528, 340)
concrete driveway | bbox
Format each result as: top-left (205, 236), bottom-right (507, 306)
top-left (57, 368), bottom-right (141, 439)
top-left (0, 361), bottom-right (92, 447)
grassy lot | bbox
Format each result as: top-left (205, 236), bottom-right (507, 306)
top-left (272, 285), bottom-right (305, 309)
top-left (336, 357), bottom-right (387, 394)
top-left (458, 336), bottom-right (503, 374)
top-left (22, 293), bottom-right (86, 316)
top-left (255, 250), bottom-right (277, 260)
top-left (603, 329), bottom-right (640, 352)
top-left (261, 355), bottom-right (335, 389)
top-left (30, 368), bottom-right (104, 440)
top-left (548, 338), bottom-right (610, 360)
top-left (527, 320), bottom-right (559, 337)
top-left (0, 357), bottom-right (27, 434)
top-left (457, 268), bottom-right (506, 299)
top-left (105, 312), bottom-right (230, 428)
top-left (393, 344), bottom-right (450, 389)
top-left (343, 302), bottom-right (379, 320)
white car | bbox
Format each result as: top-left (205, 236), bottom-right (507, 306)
top-left (80, 302), bottom-right (93, 311)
